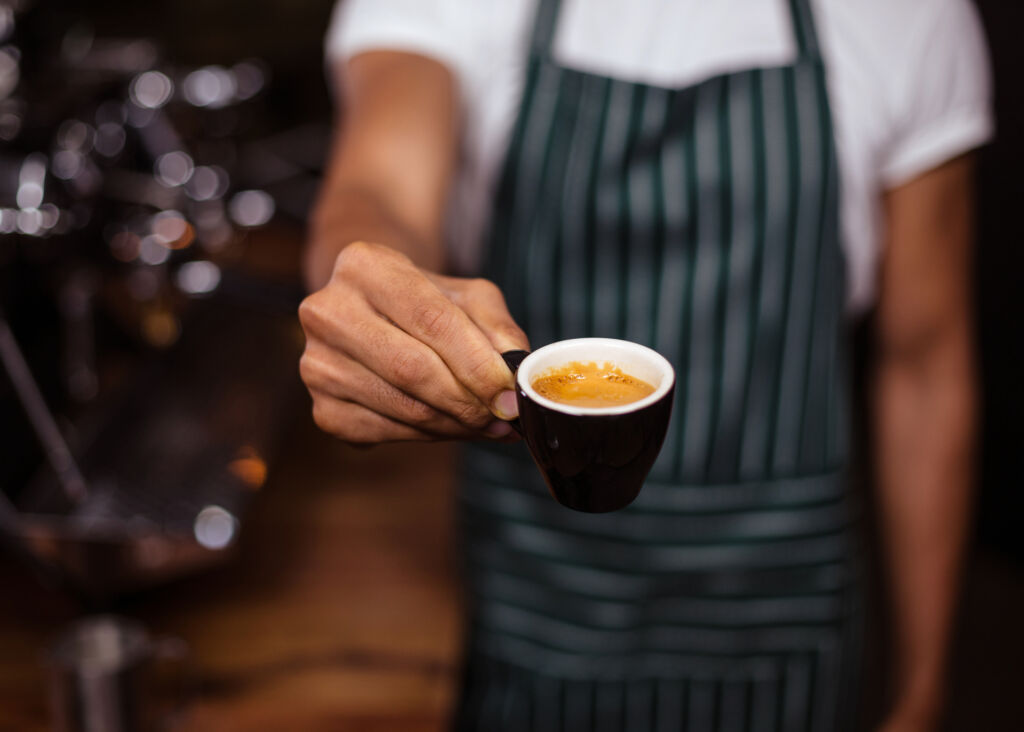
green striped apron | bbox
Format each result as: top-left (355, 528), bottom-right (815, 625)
top-left (456, 0), bottom-right (861, 729)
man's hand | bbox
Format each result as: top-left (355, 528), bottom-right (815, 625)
top-left (299, 52), bottom-right (528, 445)
top-left (299, 241), bottom-right (529, 444)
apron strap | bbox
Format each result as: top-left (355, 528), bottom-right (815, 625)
top-left (789, 0), bottom-right (824, 62)
top-left (528, 0), bottom-right (825, 65)
top-left (532, 0), bottom-right (565, 56)
top-left (528, 0), bottom-right (563, 58)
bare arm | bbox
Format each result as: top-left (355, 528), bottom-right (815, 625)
top-left (299, 52), bottom-right (528, 445)
top-left (304, 52), bottom-right (457, 287)
top-left (873, 154), bottom-right (977, 730)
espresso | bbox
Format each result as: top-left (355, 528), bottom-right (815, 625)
top-left (531, 361), bottom-right (656, 408)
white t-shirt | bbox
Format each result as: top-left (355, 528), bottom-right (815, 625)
top-left (326, 0), bottom-right (993, 312)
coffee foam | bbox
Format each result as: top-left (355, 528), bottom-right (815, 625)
top-left (516, 338), bottom-right (675, 416)
top-left (531, 361), bottom-right (656, 408)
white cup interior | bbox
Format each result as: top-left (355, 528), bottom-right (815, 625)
top-left (516, 338), bottom-right (675, 416)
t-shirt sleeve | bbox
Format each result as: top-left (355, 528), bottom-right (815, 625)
top-left (324, 0), bottom-right (469, 77)
top-left (878, 0), bottom-right (994, 187)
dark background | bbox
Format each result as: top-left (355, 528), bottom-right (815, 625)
top-left (973, 0), bottom-right (1024, 562)
top-left (50, 0), bottom-right (336, 122)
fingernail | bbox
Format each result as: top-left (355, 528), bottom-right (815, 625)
top-left (484, 420), bottom-right (512, 438)
top-left (492, 390), bottom-right (519, 420)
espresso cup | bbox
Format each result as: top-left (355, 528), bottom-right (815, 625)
top-left (502, 338), bottom-right (675, 513)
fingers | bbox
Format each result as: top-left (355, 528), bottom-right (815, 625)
top-left (299, 241), bottom-right (529, 444)
top-left (308, 388), bottom-right (436, 444)
top-left (304, 288), bottom-right (495, 430)
top-left (431, 274), bottom-right (528, 421)
top-left (300, 339), bottom-right (490, 438)
top-left (430, 274), bottom-right (530, 355)
top-left (299, 243), bottom-right (521, 439)
top-left (309, 387), bottom-right (515, 444)
top-left (337, 243), bottom-right (519, 418)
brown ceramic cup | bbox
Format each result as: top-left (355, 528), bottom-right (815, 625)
top-left (502, 338), bottom-right (675, 513)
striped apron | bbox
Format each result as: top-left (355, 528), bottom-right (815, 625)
top-left (456, 0), bottom-right (861, 729)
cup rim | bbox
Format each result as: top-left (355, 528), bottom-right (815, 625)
top-left (516, 337), bottom-right (675, 416)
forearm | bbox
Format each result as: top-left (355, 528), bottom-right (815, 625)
top-left (872, 324), bottom-right (975, 718)
top-left (304, 52), bottom-right (458, 292)
top-left (304, 180), bottom-right (444, 291)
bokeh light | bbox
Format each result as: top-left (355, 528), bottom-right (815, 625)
top-left (130, 70), bottom-right (173, 109)
top-left (93, 122), bottom-right (125, 157)
top-left (228, 189), bottom-right (274, 227)
top-left (183, 66), bottom-right (236, 109)
top-left (185, 165), bottom-right (228, 201)
top-left (193, 505), bottom-right (237, 550)
top-left (175, 260), bottom-right (221, 295)
top-left (154, 151), bottom-right (194, 187)
top-left (138, 234), bottom-right (170, 265)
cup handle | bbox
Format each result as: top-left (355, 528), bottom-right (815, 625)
top-left (500, 350), bottom-right (530, 435)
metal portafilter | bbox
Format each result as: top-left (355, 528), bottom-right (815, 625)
top-left (46, 615), bottom-right (188, 732)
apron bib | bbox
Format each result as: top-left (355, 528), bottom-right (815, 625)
top-left (457, 1), bottom-right (860, 729)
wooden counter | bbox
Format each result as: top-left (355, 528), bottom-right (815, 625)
top-left (0, 422), bottom-right (463, 731)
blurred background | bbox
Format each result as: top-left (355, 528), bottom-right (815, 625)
top-left (0, 0), bottom-right (1019, 730)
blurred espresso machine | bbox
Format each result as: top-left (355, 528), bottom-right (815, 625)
top-left (0, 0), bottom-right (317, 603)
